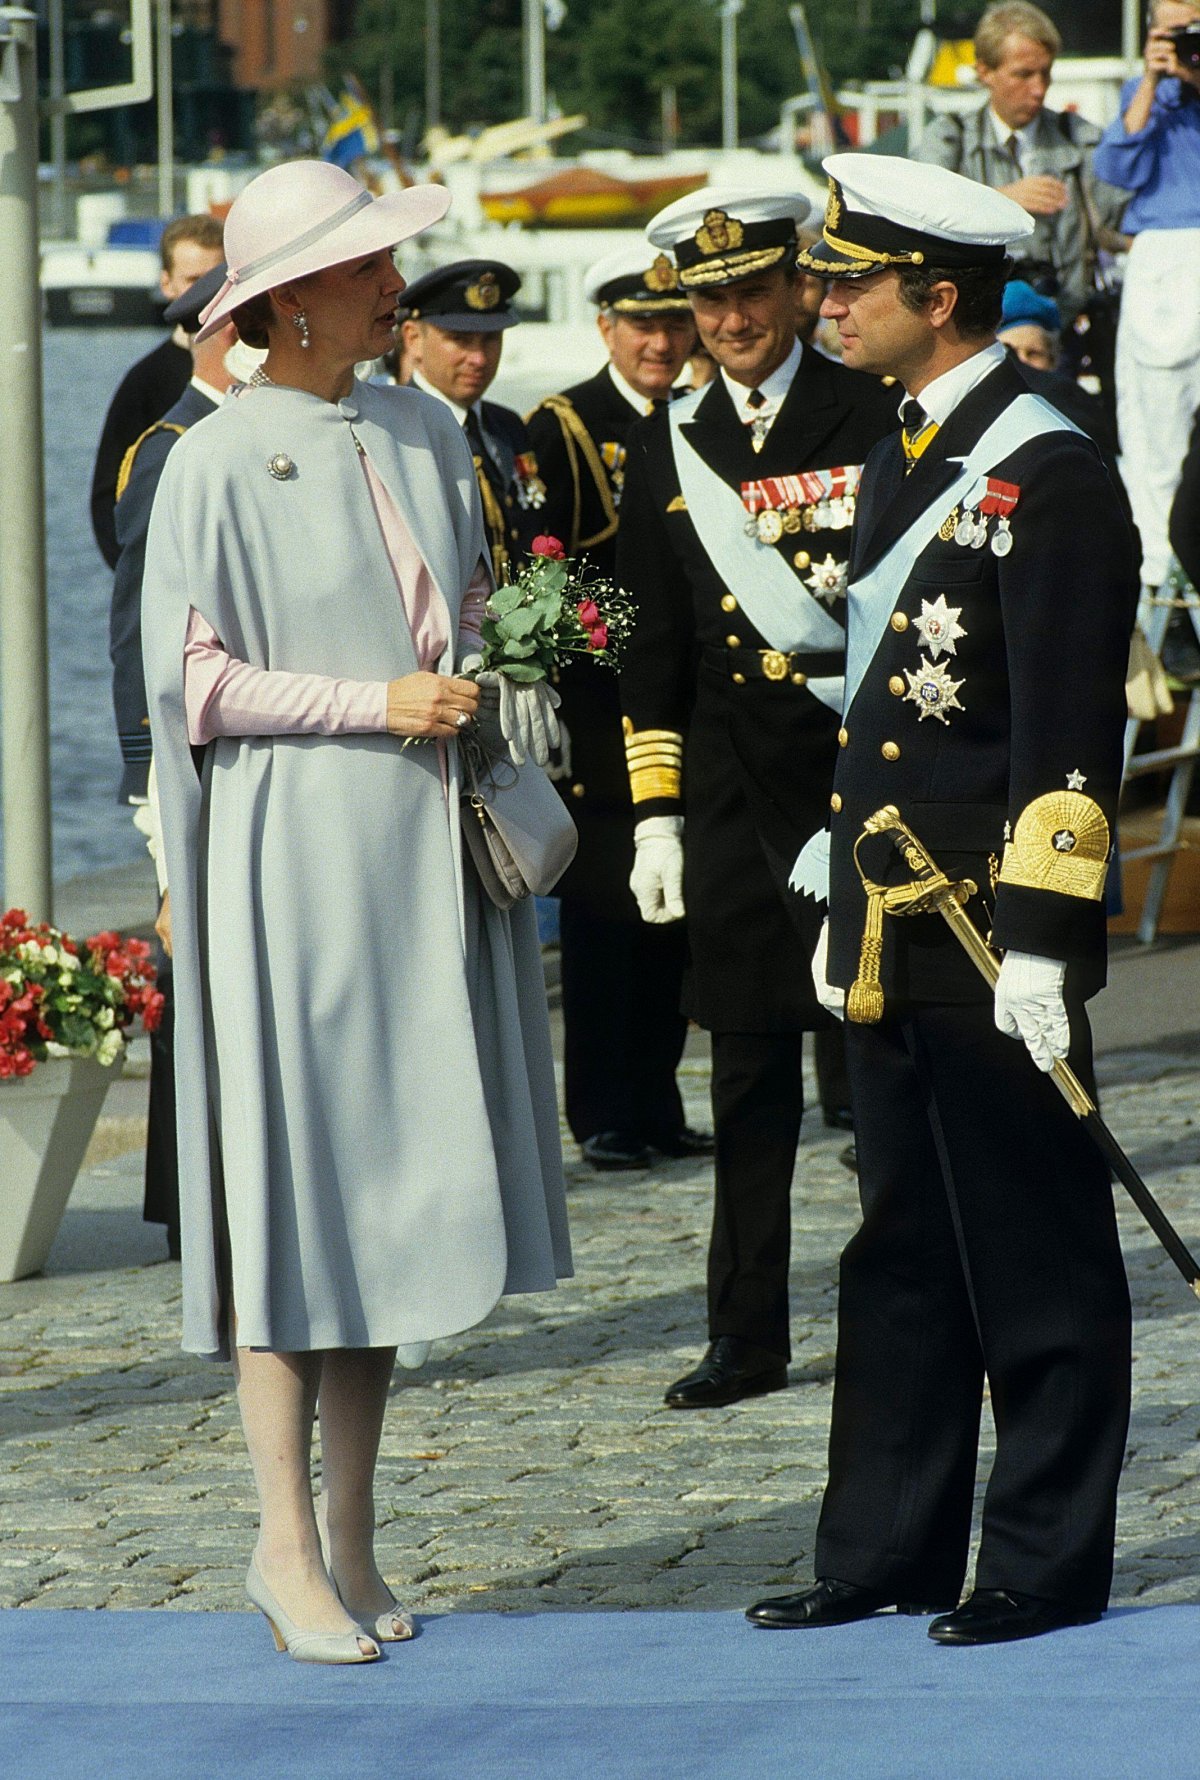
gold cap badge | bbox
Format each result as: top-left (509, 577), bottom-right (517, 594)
top-left (695, 209), bottom-right (744, 255)
top-left (643, 254), bottom-right (680, 293)
top-left (465, 271), bottom-right (501, 312)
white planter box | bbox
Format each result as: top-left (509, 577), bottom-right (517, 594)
top-left (0, 1056), bottom-right (123, 1282)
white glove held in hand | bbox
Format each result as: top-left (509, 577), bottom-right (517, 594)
top-left (475, 671), bottom-right (561, 767)
top-left (812, 917), bottom-right (844, 1020)
top-left (994, 949), bottom-right (1069, 1072)
top-left (631, 816), bottom-right (685, 924)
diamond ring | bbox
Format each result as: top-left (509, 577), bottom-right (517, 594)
top-left (455, 710), bottom-right (470, 730)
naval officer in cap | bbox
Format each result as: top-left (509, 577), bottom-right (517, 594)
top-left (617, 187), bottom-right (896, 1409)
top-left (525, 246), bottom-right (710, 1171)
top-left (398, 260), bottom-right (544, 582)
top-left (747, 156), bottom-right (1138, 1644)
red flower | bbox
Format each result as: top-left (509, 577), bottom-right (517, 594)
top-left (531, 535), bottom-right (566, 560)
top-left (587, 624), bottom-right (609, 652)
top-left (576, 598), bottom-right (601, 627)
top-left (141, 990), bottom-right (165, 1034)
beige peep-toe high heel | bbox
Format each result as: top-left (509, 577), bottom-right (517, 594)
top-left (246, 1558), bottom-right (381, 1665)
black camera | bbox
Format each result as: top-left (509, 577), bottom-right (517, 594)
top-left (1166, 22), bottom-right (1200, 68)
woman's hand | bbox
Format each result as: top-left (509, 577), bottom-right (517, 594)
top-left (386, 672), bottom-right (480, 739)
top-left (155, 889), bottom-right (173, 958)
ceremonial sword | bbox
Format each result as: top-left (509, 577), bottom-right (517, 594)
top-left (848, 804), bottom-right (1200, 1301)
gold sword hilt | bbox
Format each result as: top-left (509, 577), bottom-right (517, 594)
top-left (850, 804), bottom-right (1095, 1120)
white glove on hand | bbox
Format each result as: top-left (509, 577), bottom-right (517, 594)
top-left (631, 815), bottom-right (685, 924)
top-left (476, 671), bottom-right (561, 767)
top-left (994, 950), bottom-right (1069, 1072)
top-left (812, 917), bottom-right (844, 1020)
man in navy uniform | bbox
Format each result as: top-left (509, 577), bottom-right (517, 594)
top-left (525, 245), bottom-right (709, 1170)
top-left (397, 260), bottom-right (543, 582)
top-left (617, 188), bottom-right (896, 1408)
top-left (110, 261), bottom-right (240, 1259)
top-left (748, 156), bottom-right (1138, 1644)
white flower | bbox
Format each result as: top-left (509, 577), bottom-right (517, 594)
top-left (95, 1006), bottom-right (115, 1031)
top-left (56, 949), bottom-right (79, 973)
top-left (45, 1041), bottom-right (73, 1059)
top-left (96, 1030), bottom-right (124, 1067)
top-left (105, 975), bottom-right (124, 996)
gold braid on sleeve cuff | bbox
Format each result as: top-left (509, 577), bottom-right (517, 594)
top-left (623, 716), bottom-right (683, 804)
top-left (997, 790), bottom-right (1111, 902)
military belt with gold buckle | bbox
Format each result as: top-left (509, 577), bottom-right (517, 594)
top-left (708, 644), bottom-right (843, 686)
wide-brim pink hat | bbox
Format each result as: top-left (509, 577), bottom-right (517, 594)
top-left (195, 159), bottom-right (452, 343)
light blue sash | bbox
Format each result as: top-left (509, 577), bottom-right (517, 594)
top-left (669, 389), bottom-right (845, 714)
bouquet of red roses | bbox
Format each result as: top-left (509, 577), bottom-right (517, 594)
top-left (476, 535), bottom-right (636, 684)
top-left (0, 908), bottom-right (163, 1078)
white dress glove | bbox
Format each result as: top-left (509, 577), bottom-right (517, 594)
top-left (812, 917), bottom-right (844, 1020)
top-left (476, 671), bottom-right (561, 767)
top-left (994, 949), bottom-right (1069, 1072)
top-left (630, 815), bottom-right (686, 923)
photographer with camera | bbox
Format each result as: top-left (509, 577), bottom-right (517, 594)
top-left (1095, 1), bottom-right (1200, 590)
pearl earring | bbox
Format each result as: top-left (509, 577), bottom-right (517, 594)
top-left (293, 310), bottom-right (310, 349)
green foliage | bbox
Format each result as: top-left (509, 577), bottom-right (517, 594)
top-left (326, 0), bottom-right (922, 147)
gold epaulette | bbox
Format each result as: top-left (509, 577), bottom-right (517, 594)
top-left (114, 421), bottom-right (186, 503)
top-left (998, 790), bottom-right (1110, 901)
top-left (623, 716), bottom-right (683, 804)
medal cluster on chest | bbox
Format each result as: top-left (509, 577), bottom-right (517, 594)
top-left (939, 475), bottom-right (1019, 559)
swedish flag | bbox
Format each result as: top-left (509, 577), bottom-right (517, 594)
top-left (321, 78), bottom-right (380, 170)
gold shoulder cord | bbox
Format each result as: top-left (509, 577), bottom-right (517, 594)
top-left (114, 422), bottom-right (187, 503)
top-left (537, 395), bottom-right (620, 552)
top-left (473, 459), bottom-right (511, 585)
top-left (623, 715), bottom-right (683, 803)
top-left (997, 791), bottom-right (1110, 901)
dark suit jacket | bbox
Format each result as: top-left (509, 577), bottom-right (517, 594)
top-left (110, 381), bottom-right (217, 800)
top-left (91, 337), bottom-right (192, 568)
top-left (476, 397), bottom-right (541, 576)
top-left (826, 356), bottom-right (1140, 1005)
top-left (1170, 406), bottom-right (1200, 590)
top-left (617, 349), bottom-right (897, 1030)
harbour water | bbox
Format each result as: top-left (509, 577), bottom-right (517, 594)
top-left (0, 326), bottom-right (564, 906)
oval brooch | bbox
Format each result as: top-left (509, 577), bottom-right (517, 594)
top-left (267, 452), bottom-right (295, 481)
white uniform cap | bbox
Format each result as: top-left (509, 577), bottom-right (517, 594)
top-left (800, 153), bottom-right (1034, 279)
top-left (582, 243), bottom-right (690, 311)
top-left (645, 185), bottom-right (814, 288)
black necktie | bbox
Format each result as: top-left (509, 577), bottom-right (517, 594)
top-left (747, 388), bottom-right (766, 409)
top-left (464, 410), bottom-right (506, 507)
top-left (900, 399), bottom-right (937, 473)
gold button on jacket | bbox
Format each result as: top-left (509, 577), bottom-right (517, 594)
top-left (881, 741), bottom-right (901, 761)
top-left (890, 612), bottom-right (909, 633)
top-left (830, 792), bottom-right (843, 812)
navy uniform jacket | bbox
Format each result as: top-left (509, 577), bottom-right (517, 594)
top-left (91, 337), bottom-right (192, 569)
top-left (1170, 406), bottom-right (1200, 590)
top-left (526, 365), bottom-right (649, 912)
top-left (474, 397), bottom-right (543, 581)
top-left (111, 381), bottom-right (217, 800)
top-left (617, 350), bottom-right (897, 1031)
top-left (825, 356), bottom-right (1140, 1006)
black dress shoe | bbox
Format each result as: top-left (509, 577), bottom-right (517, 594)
top-left (663, 1336), bottom-right (787, 1409)
top-left (647, 1125), bottom-right (715, 1158)
top-left (838, 1142), bottom-right (857, 1173)
top-left (580, 1131), bottom-right (653, 1171)
top-left (928, 1588), bottom-right (1101, 1646)
top-left (822, 1107), bottom-right (855, 1131)
top-left (747, 1578), bottom-right (955, 1629)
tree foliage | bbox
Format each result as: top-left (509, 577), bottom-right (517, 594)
top-left (326, 0), bottom-right (926, 150)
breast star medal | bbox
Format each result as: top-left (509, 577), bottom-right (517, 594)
top-left (805, 554), bottom-right (848, 604)
top-left (1066, 769), bottom-right (1087, 790)
top-left (913, 594), bottom-right (966, 660)
top-left (903, 655), bottom-right (965, 723)
top-left (267, 452), bottom-right (295, 481)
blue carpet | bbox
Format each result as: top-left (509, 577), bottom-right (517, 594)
top-left (1, 1605), bottom-right (1195, 1778)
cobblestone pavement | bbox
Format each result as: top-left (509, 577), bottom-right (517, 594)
top-left (1, 1036), bottom-right (1199, 1618)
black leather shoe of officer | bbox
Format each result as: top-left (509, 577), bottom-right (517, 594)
top-left (648, 1126), bottom-right (716, 1158)
top-left (928, 1588), bottom-right (1101, 1646)
top-left (663, 1336), bottom-right (787, 1409)
top-left (822, 1106), bottom-right (855, 1131)
top-left (746, 1579), bottom-right (954, 1629)
top-left (580, 1131), bottom-right (653, 1171)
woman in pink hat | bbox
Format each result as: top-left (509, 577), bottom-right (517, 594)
top-left (142, 160), bottom-right (571, 1665)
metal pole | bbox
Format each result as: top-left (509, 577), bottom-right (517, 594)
top-left (721, 0), bottom-right (743, 153)
top-left (424, 0), bottom-right (440, 130)
top-left (523, 0), bottom-right (546, 126)
top-left (47, 0), bottom-right (67, 239)
top-left (0, 8), bottom-right (53, 920)
top-left (1122, 0), bottom-right (1141, 64)
top-left (156, 0), bottom-right (173, 218)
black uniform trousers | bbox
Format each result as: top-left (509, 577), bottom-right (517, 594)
top-left (815, 1001), bottom-right (1131, 1611)
top-left (558, 902), bottom-right (688, 1147)
top-left (141, 943), bottom-right (180, 1258)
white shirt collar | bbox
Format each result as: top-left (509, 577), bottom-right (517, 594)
top-left (989, 107), bottom-right (1037, 156)
top-left (190, 374), bottom-right (225, 407)
top-left (902, 342), bottom-right (1006, 429)
top-left (720, 337), bottom-right (803, 420)
top-left (607, 362), bottom-right (656, 417)
top-left (412, 367), bottom-right (479, 429)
